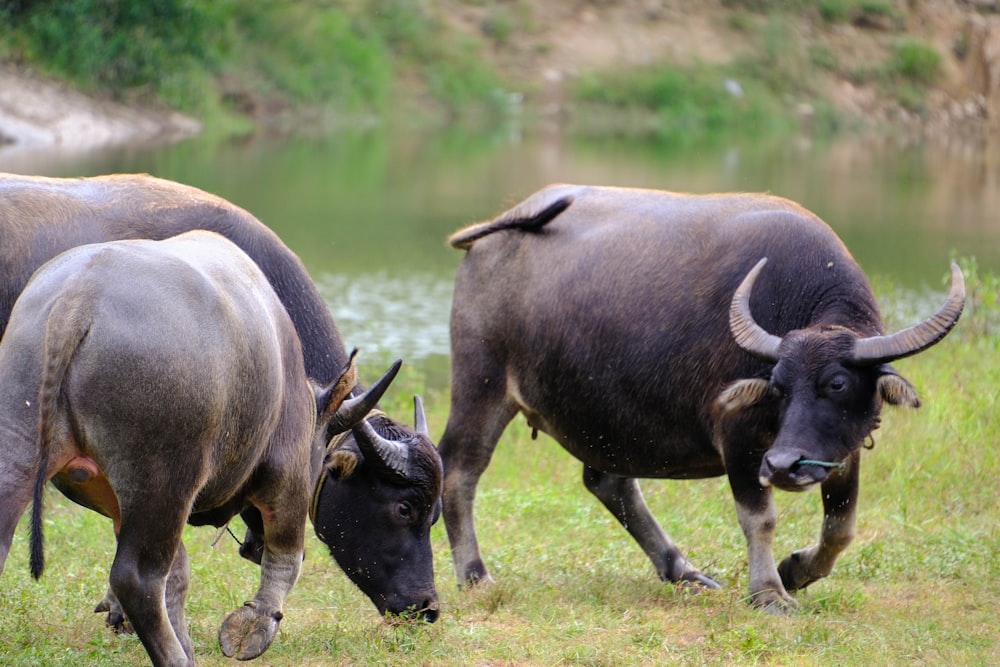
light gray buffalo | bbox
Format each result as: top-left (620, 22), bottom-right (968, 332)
top-left (0, 231), bottom-right (402, 665)
top-left (0, 172), bottom-right (443, 628)
top-left (440, 184), bottom-right (965, 611)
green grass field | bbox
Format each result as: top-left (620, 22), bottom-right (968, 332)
top-left (1, 274), bottom-right (997, 666)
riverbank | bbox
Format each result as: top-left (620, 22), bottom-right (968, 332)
top-left (0, 64), bottom-right (200, 157)
top-left (456, 0), bottom-right (1000, 142)
top-left (2, 1), bottom-right (1000, 154)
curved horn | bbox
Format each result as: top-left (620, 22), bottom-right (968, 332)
top-left (730, 258), bottom-right (783, 361)
top-left (327, 358), bottom-right (402, 434)
top-left (354, 418), bottom-right (409, 480)
top-left (852, 263), bottom-right (965, 365)
top-left (414, 395), bottom-right (429, 437)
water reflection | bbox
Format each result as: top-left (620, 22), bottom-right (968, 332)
top-left (317, 271), bottom-right (453, 362)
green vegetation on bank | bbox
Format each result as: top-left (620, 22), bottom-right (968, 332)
top-left (1, 263), bottom-right (997, 665)
top-left (723, 0), bottom-right (902, 25)
top-left (571, 1), bottom-right (945, 141)
top-left (0, 0), bottom-right (510, 133)
top-left (0, 0), bottom-right (950, 141)
top-left (573, 63), bottom-right (795, 143)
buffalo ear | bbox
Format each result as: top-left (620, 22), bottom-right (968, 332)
top-left (877, 366), bottom-right (920, 408)
top-left (715, 378), bottom-right (771, 413)
top-left (316, 349), bottom-right (360, 424)
top-left (325, 448), bottom-right (360, 479)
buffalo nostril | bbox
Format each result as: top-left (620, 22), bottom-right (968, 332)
top-left (419, 596), bottom-right (440, 623)
top-left (760, 450), bottom-right (807, 487)
top-left (393, 598), bottom-right (439, 623)
top-left (763, 450), bottom-right (805, 474)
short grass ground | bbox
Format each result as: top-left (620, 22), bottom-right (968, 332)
top-left (1, 282), bottom-right (997, 666)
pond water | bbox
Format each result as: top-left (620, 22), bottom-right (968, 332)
top-left (3, 127), bottom-right (997, 387)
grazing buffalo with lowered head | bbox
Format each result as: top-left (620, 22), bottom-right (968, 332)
top-left (0, 231), bottom-right (404, 664)
top-left (0, 172), bottom-right (443, 625)
top-left (440, 184), bottom-right (964, 611)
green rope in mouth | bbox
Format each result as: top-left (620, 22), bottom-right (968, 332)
top-left (799, 459), bottom-right (848, 471)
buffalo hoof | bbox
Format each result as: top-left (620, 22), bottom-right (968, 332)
top-left (466, 574), bottom-right (497, 589)
top-left (777, 549), bottom-right (823, 592)
top-left (459, 560), bottom-right (495, 590)
top-left (219, 601), bottom-right (282, 660)
top-left (678, 571), bottom-right (721, 590)
top-left (94, 592), bottom-right (133, 635)
top-left (750, 589), bottom-right (800, 615)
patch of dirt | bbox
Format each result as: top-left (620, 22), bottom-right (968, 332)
top-left (444, 2), bottom-right (744, 82)
top-left (0, 63), bottom-right (200, 157)
top-left (442, 0), bottom-right (1000, 137)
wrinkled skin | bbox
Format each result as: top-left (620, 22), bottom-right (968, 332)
top-left (440, 184), bottom-right (964, 612)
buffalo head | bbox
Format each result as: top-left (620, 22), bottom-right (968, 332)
top-left (718, 259), bottom-right (965, 491)
top-left (311, 396), bottom-right (442, 621)
top-left (237, 357), bottom-right (443, 621)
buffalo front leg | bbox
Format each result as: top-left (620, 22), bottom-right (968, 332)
top-left (219, 499), bottom-right (306, 660)
top-left (728, 465), bottom-right (797, 612)
top-left (778, 450), bottom-right (860, 591)
top-left (439, 385), bottom-right (518, 588)
top-left (582, 467), bottom-right (719, 588)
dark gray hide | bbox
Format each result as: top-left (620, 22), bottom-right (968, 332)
top-left (0, 173), bottom-right (441, 626)
top-left (440, 184), bottom-right (964, 611)
top-left (0, 231), bottom-right (361, 664)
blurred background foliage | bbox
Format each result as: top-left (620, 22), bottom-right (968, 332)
top-left (0, 1), bottom-right (959, 142)
top-left (0, 0), bottom-right (510, 132)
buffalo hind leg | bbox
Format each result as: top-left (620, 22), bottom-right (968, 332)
top-left (582, 466), bottom-right (719, 589)
top-left (94, 585), bottom-right (130, 634)
top-left (97, 543), bottom-right (191, 644)
top-left (237, 506), bottom-right (266, 564)
top-left (164, 543), bottom-right (192, 658)
top-left (0, 471), bottom-right (36, 577)
top-left (110, 511), bottom-right (193, 666)
top-left (778, 450), bottom-right (860, 592)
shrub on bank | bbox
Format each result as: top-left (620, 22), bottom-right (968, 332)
top-left (0, 0), bottom-right (509, 131)
top-left (571, 62), bottom-right (802, 142)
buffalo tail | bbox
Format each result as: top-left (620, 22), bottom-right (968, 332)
top-left (30, 294), bottom-right (91, 579)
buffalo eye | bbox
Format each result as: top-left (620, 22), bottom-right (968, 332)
top-left (395, 501), bottom-right (414, 522)
top-left (827, 374), bottom-right (848, 395)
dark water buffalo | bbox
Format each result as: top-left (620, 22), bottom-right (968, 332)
top-left (0, 231), bottom-right (402, 664)
top-left (0, 173), bottom-right (442, 624)
top-left (440, 184), bottom-right (965, 611)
